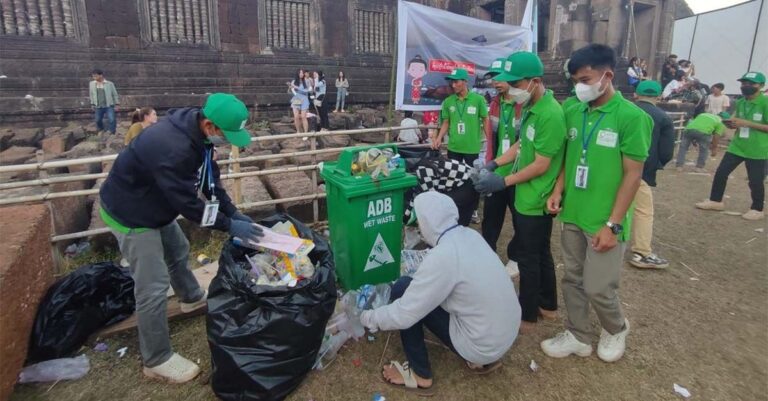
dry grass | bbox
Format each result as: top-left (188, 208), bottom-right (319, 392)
top-left (11, 152), bottom-right (768, 401)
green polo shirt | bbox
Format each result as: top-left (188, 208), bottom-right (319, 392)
top-left (560, 92), bottom-right (652, 241)
top-left (440, 92), bottom-right (488, 154)
top-left (686, 113), bottom-right (726, 136)
top-left (561, 95), bottom-right (581, 113)
top-left (728, 93), bottom-right (768, 160)
top-left (513, 90), bottom-right (567, 216)
top-left (495, 98), bottom-right (516, 177)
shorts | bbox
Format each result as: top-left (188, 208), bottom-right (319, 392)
top-left (291, 96), bottom-right (310, 111)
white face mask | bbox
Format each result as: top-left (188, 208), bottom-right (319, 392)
top-left (575, 72), bottom-right (608, 103)
top-left (508, 80), bottom-right (533, 105)
top-left (208, 135), bottom-right (228, 147)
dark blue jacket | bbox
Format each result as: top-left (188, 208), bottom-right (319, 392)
top-left (636, 100), bottom-right (675, 187)
top-left (100, 107), bottom-right (237, 230)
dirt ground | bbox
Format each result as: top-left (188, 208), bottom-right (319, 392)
top-left (11, 151), bottom-right (768, 401)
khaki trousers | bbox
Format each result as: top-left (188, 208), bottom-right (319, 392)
top-left (561, 223), bottom-right (626, 343)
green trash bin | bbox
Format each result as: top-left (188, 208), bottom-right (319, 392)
top-left (321, 144), bottom-right (417, 290)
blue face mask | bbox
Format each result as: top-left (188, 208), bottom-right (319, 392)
top-left (207, 135), bottom-right (228, 147)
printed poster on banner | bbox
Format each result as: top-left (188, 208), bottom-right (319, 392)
top-left (396, 0), bottom-right (532, 111)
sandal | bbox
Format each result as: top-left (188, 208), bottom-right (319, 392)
top-left (465, 360), bottom-right (503, 375)
top-left (381, 361), bottom-right (436, 397)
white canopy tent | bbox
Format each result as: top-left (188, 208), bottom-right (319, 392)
top-left (671, 0), bottom-right (767, 94)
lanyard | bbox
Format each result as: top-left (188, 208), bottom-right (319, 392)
top-left (199, 148), bottom-right (215, 199)
top-left (437, 224), bottom-right (460, 244)
top-left (516, 110), bottom-right (531, 142)
top-left (455, 98), bottom-right (469, 121)
top-left (580, 111), bottom-right (607, 164)
top-left (498, 102), bottom-right (515, 139)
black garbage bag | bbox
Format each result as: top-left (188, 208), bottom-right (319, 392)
top-left (27, 261), bottom-right (135, 364)
top-left (207, 213), bottom-right (337, 401)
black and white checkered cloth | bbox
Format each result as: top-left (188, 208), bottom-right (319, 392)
top-left (405, 158), bottom-right (473, 219)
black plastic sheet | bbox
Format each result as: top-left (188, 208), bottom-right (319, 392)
top-left (207, 214), bottom-right (337, 401)
top-left (27, 262), bottom-right (135, 364)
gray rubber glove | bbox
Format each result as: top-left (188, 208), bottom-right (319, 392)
top-left (473, 171), bottom-right (506, 194)
top-left (231, 211), bottom-right (253, 223)
top-left (229, 219), bottom-right (264, 242)
top-left (484, 160), bottom-right (499, 172)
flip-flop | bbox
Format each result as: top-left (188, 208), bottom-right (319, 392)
top-left (538, 308), bottom-right (559, 321)
top-left (465, 359), bottom-right (503, 375)
top-left (381, 361), bottom-right (436, 397)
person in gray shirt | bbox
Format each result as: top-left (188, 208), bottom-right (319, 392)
top-left (89, 69), bottom-right (120, 134)
top-left (361, 191), bottom-right (520, 396)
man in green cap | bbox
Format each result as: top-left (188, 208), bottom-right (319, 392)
top-left (540, 44), bottom-right (651, 362)
top-left (431, 68), bottom-right (490, 167)
top-left (697, 71), bottom-right (768, 220)
top-left (99, 93), bottom-right (263, 383)
top-left (480, 56), bottom-right (521, 277)
top-left (474, 51), bottom-right (567, 333)
top-left (630, 80), bottom-right (675, 269)
top-left (675, 111), bottom-right (729, 172)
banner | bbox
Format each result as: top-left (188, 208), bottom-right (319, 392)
top-left (396, 0), bottom-right (532, 111)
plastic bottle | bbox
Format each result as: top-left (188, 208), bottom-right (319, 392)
top-left (314, 330), bottom-right (350, 370)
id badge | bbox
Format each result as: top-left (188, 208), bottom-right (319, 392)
top-left (739, 127), bottom-right (750, 139)
top-left (201, 200), bottom-right (220, 227)
top-left (502, 138), bottom-right (511, 153)
top-left (575, 165), bottom-right (589, 189)
top-left (457, 122), bottom-right (466, 135)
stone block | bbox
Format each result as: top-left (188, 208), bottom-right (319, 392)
top-left (222, 172), bottom-right (275, 216)
top-left (0, 130), bottom-right (14, 151)
top-left (41, 133), bottom-right (74, 156)
top-left (7, 128), bottom-right (44, 148)
top-left (251, 129), bottom-right (281, 153)
top-left (270, 122), bottom-right (296, 135)
top-left (0, 204), bottom-right (55, 401)
top-left (280, 148), bottom-right (313, 166)
top-left (50, 181), bottom-right (91, 246)
top-left (0, 146), bottom-right (37, 165)
top-left (318, 133), bottom-right (351, 148)
top-left (65, 141), bottom-right (103, 159)
top-left (261, 169), bottom-right (318, 221)
top-left (280, 137), bottom-right (310, 151)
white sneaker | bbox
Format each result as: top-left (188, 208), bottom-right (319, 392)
top-left (180, 290), bottom-right (207, 314)
top-left (540, 330), bottom-right (592, 358)
top-left (741, 209), bottom-right (764, 220)
top-left (597, 319), bottom-right (630, 363)
top-left (695, 199), bottom-right (724, 211)
top-left (505, 260), bottom-right (520, 279)
top-left (143, 353), bottom-right (201, 383)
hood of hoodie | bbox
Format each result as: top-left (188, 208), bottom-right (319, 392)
top-left (164, 107), bottom-right (206, 151)
top-left (414, 191), bottom-right (459, 246)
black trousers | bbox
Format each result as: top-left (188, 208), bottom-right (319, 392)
top-left (446, 151), bottom-right (480, 226)
top-left (314, 98), bottom-right (329, 131)
top-left (513, 211), bottom-right (557, 322)
top-left (709, 152), bottom-right (767, 211)
top-left (481, 185), bottom-right (518, 262)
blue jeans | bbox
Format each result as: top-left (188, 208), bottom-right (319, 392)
top-left (335, 88), bottom-right (347, 110)
top-left (392, 276), bottom-right (455, 379)
top-left (95, 106), bottom-right (116, 134)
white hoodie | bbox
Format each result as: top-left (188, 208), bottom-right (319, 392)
top-left (363, 191), bottom-right (521, 365)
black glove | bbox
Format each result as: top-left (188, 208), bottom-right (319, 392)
top-left (229, 219), bottom-right (264, 242)
top-left (484, 160), bottom-right (499, 172)
top-left (231, 211), bottom-right (253, 223)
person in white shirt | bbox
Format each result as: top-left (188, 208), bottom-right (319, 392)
top-left (705, 83), bottom-right (731, 115)
top-left (662, 70), bottom-right (687, 99)
top-left (397, 111), bottom-right (421, 143)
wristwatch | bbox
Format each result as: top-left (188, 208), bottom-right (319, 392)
top-left (606, 221), bottom-right (623, 236)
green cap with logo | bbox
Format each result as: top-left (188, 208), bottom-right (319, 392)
top-left (202, 93), bottom-right (251, 147)
top-left (493, 51), bottom-right (544, 82)
top-left (635, 80), bottom-right (662, 97)
top-left (445, 68), bottom-right (469, 81)
top-left (738, 71), bottom-right (766, 84)
top-left (488, 58), bottom-right (506, 76)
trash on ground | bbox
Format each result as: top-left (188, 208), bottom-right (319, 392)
top-left (755, 228), bottom-right (765, 233)
top-left (673, 383), bottom-right (691, 398)
top-left (352, 357), bottom-right (362, 367)
top-left (116, 347), bottom-right (127, 358)
top-left (403, 226), bottom-right (422, 250)
top-left (529, 359), bottom-right (539, 372)
top-left (372, 392), bottom-right (386, 401)
top-left (27, 262), bottom-right (135, 364)
top-left (18, 354), bottom-right (90, 383)
top-left (690, 277), bottom-right (700, 281)
top-left (64, 241), bottom-right (90, 258)
top-left (197, 254), bottom-right (212, 265)
top-left (401, 249), bottom-right (430, 277)
top-left (93, 342), bottom-right (108, 352)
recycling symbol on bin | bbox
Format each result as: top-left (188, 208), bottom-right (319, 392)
top-left (364, 233), bottom-right (395, 272)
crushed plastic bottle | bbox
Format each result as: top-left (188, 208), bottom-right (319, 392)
top-left (314, 330), bottom-right (350, 370)
top-left (18, 354), bottom-right (90, 383)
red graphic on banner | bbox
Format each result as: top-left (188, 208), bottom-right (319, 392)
top-left (429, 59), bottom-right (476, 75)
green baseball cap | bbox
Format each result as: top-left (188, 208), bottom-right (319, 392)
top-left (488, 58), bottom-right (506, 76)
top-left (493, 51), bottom-right (544, 82)
top-left (445, 68), bottom-right (469, 81)
top-left (202, 93), bottom-right (251, 147)
top-left (635, 80), bottom-right (662, 97)
top-left (738, 71), bottom-right (766, 84)
top-left (718, 111), bottom-right (731, 120)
